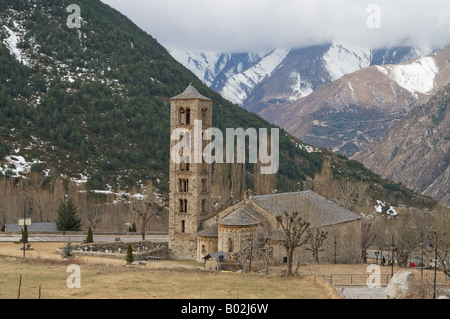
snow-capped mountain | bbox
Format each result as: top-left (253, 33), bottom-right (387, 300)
top-left (259, 48), bottom-right (450, 156)
top-left (170, 42), bottom-right (436, 112)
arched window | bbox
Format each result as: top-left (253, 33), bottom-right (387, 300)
top-left (179, 199), bottom-right (187, 213)
top-left (185, 108), bottom-right (191, 125)
top-left (201, 245), bottom-right (206, 254)
top-left (227, 237), bottom-right (233, 253)
top-left (181, 220), bottom-right (185, 233)
top-left (179, 108), bottom-right (185, 124)
top-left (202, 199), bottom-right (207, 212)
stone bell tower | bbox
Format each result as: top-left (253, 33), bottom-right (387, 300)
top-left (168, 84), bottom-right (212, 260)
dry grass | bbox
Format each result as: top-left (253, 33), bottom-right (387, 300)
top-left (0, 242), bottom-right (332, 299)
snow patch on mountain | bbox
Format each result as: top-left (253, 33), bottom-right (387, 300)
top-left (219, 48), bottom-right (290, 105)
top-left (170, 51), bottom-right (224, 86)
top-left (386, 56), bottom-right (439, 94)
top-left (289, 72), bottom-right (313, 101)
top-left (323, 43), bottom-right (372, 81)
top-left (2, 22), bottom-right (30, 66)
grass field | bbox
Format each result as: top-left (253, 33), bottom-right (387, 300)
top-left (0, 242), bottom-right (335, 299)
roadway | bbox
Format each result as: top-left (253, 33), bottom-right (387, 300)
top-left (0, 233), bottom-right (168, 243)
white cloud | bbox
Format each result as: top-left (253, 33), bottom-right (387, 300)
top-left (101, 0), bottom-right (450, 52)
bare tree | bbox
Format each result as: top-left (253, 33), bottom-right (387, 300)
top-left (431, 205), bottom-right (450, 277)
top-left (361, 220), bottom-right (377, 263)
top-left (129, 181), bottom-right (158, 240)
top-left (391, 216), bottom-right (421, 267)
top-left (23, 172), bottom-right (48, 222)
top-left (313, 158), bottom-right (335, 201)
top-left (254, 220), bottom-right (274, 273)
top-left (86, 196), bottom-right (105, 229)
top-left (276, 210), bottom-right (310, 276)
top-left (334, 179), bottom-right (372, 215)
top-left (305, 228), bottom-right (328, 263)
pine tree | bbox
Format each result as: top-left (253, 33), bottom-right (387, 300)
top-left (61, 240), bottom-right (74, 258)
top-left (126, 243), bottom-right (134, 264)
top-left (21, 224), bottom-right (29, 244)
top-left (85, 226), bottom-right (94, 243)
top-left (56, 198), bottom-right (82, 232)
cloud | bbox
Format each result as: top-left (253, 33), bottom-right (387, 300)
top-left (101, 0), bottom-right (450, 52)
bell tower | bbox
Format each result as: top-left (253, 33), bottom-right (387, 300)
top-left (168, 84), bottom-right (212, 260)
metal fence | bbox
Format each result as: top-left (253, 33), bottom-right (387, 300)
top-left (317, 273), bottom-right (450, 288)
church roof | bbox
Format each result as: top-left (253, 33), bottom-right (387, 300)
top-left (197, 225), bottom-right (218, 237)
top-left (253, 190), bottom-right (361, 227)
top-left (171, 83), bottom-right (211, 101)
top-left (217, 207), bottom-right (260, 226)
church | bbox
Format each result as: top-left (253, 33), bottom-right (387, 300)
top-left (168, 84), bottom-right (362, 265)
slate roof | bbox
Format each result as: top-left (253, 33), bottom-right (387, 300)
top-left (253, 190), bottom-right (361, 227)
top-left (217, 207), bottom-right (261, 226)
top-left (202, 251), bottom-right (229, 260)
top-left (171, 83), bottom-right (211, 101)
top-left (197, 225), bottom-right (218, 237)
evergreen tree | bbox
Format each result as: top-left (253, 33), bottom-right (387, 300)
top-left (61, 240), bottom-right (74, 258)
top-left (56, 198), bottom-right (82, 232)
top-left (131, 222), bottom-right (137, 232)
top-left (21, 224), bottom-right (29, 244)
top-left (126, 243), bottom-right (134, 264)
top-left (85, 226), bottom-right (94, 243)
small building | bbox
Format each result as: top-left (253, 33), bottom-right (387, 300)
top-left (202, 251), bottom-right (229, 270)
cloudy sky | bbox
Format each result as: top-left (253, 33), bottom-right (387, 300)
top-left (101, 0), bottom-right (450, 53)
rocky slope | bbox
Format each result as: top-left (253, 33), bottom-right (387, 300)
top-left (259, 48), bottom-right (450, 157)
top-left (353, 83), bottom-right (450, 204)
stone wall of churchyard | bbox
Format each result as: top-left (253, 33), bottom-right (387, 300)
top-left (60, 240), bottom-right (168, 261)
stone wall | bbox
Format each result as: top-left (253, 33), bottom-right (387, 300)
top-left (65, 241), bottom-right (168, 261)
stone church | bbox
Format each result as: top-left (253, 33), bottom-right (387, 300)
top-left (168, 84), bottom-right (362, 265)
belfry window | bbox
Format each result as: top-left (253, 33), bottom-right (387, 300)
top-left (179, 199), bottom-right (187, 213)
top-left (185, 108), bottom-right (191, 125)
top-left (179, 179), bottom-right (188, 192)
top-left (202, 179), bottom-right (207, 192)
top-left (179, 108), bottom-right (185, 124)
top-left (202, 199), bottom-right (207, 212)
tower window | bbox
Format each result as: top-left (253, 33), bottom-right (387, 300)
top-left (179, 199), bottom-right (187, 213)
top-left (181, 220), bottom-right (185, 233)
top-left (202, 179), bottom-right (207, 192)
top-left (179, 179), bottom-right (188, 192)
top-left (185, 108), bottom-right (191, 125)
top-left (202, 199), bottom-right (207, 212)
top-left (179, 108), bottom-right (185, 124)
